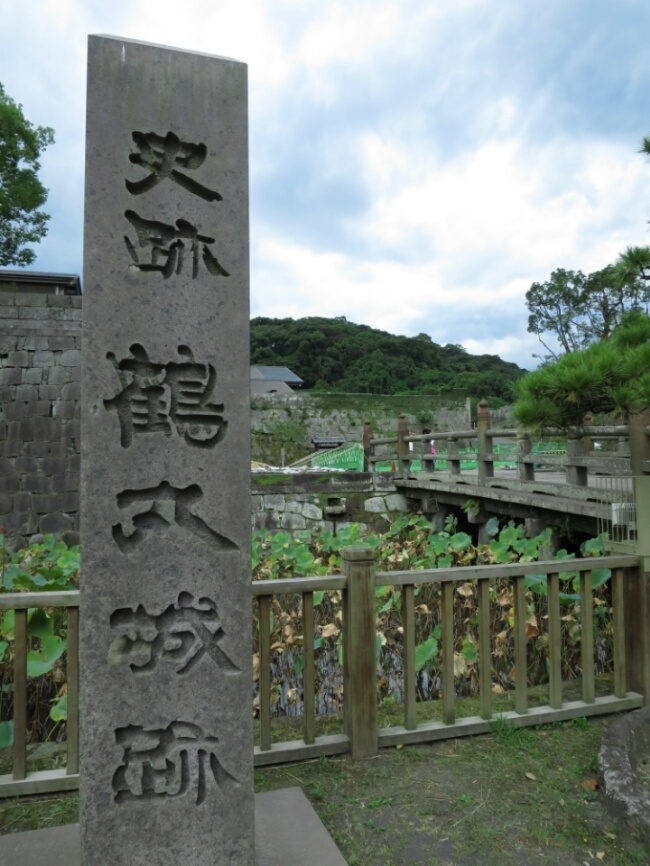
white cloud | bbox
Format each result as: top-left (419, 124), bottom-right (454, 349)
top-left (5, 0), bottom-right (650, 374)
top-left (298, 2), bottom-right (400, 69)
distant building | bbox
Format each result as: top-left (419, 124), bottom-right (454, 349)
top-left (251, 365), bottom-right (303, 395)
top-left (0, 270), bottom-right (81, 295)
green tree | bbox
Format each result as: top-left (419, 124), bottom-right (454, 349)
top-left (514, 310), bottom-right (650, 430)
top-left (250, 316), bottom-right (524, 397)
top-left (616, 245), bottom-right (650, 283)
top-left (526, 265), bottom-right (649, 360)
top-left (0, 83), bottom-right (54, 266)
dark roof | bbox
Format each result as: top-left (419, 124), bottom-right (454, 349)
top-left (250, 365), bottom-right (303, 385)
top-left (0, 270), bottom-right (81, 295)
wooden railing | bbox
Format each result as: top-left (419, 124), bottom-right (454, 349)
top-left (253, 548), bottom-right (646, 763)
top-left (362, 400), bottom-right (650, 490)
top-left (0, 590), bottom-right (79, 797)
top-left (2, 549), bottom-right (647, 793)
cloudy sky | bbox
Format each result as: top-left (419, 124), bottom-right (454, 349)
top-left (3, 1), bottom-right (650, 368)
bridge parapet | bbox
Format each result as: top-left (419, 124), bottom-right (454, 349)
top-left (364, 399), bottom-right (646, 489)
top-left (364, 400), bottom-right (650, 541)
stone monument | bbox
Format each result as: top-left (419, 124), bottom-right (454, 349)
top-left (80, 36), bottom-right (253, 865)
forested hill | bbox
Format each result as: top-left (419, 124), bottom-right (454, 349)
top-left (251, 316), bottom-right (525, 400)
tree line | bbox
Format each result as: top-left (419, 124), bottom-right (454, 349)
top-left (251, 316), bottom-right (524, 401)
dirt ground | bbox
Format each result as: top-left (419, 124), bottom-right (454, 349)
top-left (2, 715), bottom-right (649, 865)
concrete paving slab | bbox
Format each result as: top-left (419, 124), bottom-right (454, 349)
top-left (0, 787), bottom-right (347, 866)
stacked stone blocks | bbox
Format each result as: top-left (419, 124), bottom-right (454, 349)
top-left (0, 293), bottom-right (81, 540)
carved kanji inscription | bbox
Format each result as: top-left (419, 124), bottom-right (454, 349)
top-left (112, 721), bottom-right (239, 805)
top-left (109, 592), bottom-right (241, 676)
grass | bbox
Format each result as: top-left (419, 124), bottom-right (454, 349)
top-left (254, 715), bottom-right (649, 866)
top-left (1, 697), bottom-right (649, 864)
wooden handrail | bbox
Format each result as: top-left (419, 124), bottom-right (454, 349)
top-left (376, 554), bottom-right (639, 586)
top-left (1, 548), bottom-right (646, 795)
top-left (0, 590), bottom-right (80, 610)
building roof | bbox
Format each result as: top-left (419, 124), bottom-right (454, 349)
top-left (250, 365), bottom-right (303, 385)
top-left (0, 270), bottom-right (81, 295)
top-left (251, 379), bottom-right (295, 395)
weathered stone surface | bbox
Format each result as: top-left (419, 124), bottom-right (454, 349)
top-left (302, 502), bottom-right (323, 520)
top-left (599, 706), bottom-right (650, 843)
top-left (49, 336), bottom-right (77, 351)
top-left (0, 475), bottom-right (20, 494)
top-left (364, 496), bottom-right (387, 513)
top-left (47, 366), bottom-right (67, 385)
top-left (80, 36), bottom-right (252, 866)
top-left (24, 368), bottom-right (44, 384)
top-left (0, 367), bottom-right (21, 385)
top-left (58, 349), bottom-right (81, 367)
top-left (281, 512), bottom-right (307, 530)
top-left (16, 293), bottom-right (47, 307)
top-left (24, 476), bottom-right (51, 494)
top-left (39, 512), bottom-right (74, 534)
top-left (384, 493), bottom-right (409, 512)
top-left (52, 401), bottom-right (76, 420)
top-left (262, 494), bottom-right (285, 509)
top-left (8, 350), bottom-right (30, 366)
top-left (34, 350), bottom-right (55, 366)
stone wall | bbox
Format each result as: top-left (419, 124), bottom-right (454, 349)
top-left (0, 293), bottom-right (514, 542)
top-left (0, 293), bottom-right (81, 542)
top-left (252, 471), bottom-right (414, 538)
top-left (251, 392), bottom-right (515, 465)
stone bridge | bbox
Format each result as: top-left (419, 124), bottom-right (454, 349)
top-left (366, 400), bottom-right (650, 543)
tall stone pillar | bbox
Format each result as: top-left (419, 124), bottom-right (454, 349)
top-left (80, 36), bottom-right (253, 865)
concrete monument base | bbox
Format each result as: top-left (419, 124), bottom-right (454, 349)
top-left (0, 787), bottom-right (347, 866)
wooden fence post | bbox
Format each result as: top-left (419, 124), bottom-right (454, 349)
top-left (627, 405), bottom-right (650, 477)
top-left (516, 428), bottom-right (535, 483)
top-left (363, 419), bottom-right (373, 472)
top-left (582, 412), bottom-right (593, 457)
top-left (476, 398), bottom-right (493, 483)
top-left (625, 407), bottom-right (650, 700)
top-left (397, 413), bottom-right (409, 475)
top-left (446, 438), bottom-right (461, 476)
top-left (342, 545), bottom-right (378, 759)
top-left (565, 436), bottom-right (587, 487)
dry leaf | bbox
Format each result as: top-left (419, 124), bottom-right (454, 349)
top-left (525, 772), bottom-right (537, 781)
top-left (456, 582), bottom-right (474, 598)
top-left (453, 652), bottom-right (468, 677)
top-left (603, 831), bottom-right (616, 840)
top-left (581, 777), bottom-right (598, 792)
top-left (321, 623), bottom-right (340, 639)
top-left (496, 590), bottom-right (511, 606)
top-left (596, 854), bottom-right (605, 861)
top-left (491, 683), bottom-right (505, 694)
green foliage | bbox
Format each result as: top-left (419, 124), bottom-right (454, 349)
top-left (0, 535), bottom-right (79, 734)
top-left (526, 265), bottom-right (650, 361)
top-left (251, 315), bottom-right (524, 399)
top-left (252, 516), bottom-right (613, 716)
top-left (0, 83), bottom-right (54, 266)
top-left (514, 310), bottom-right (650, 429)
